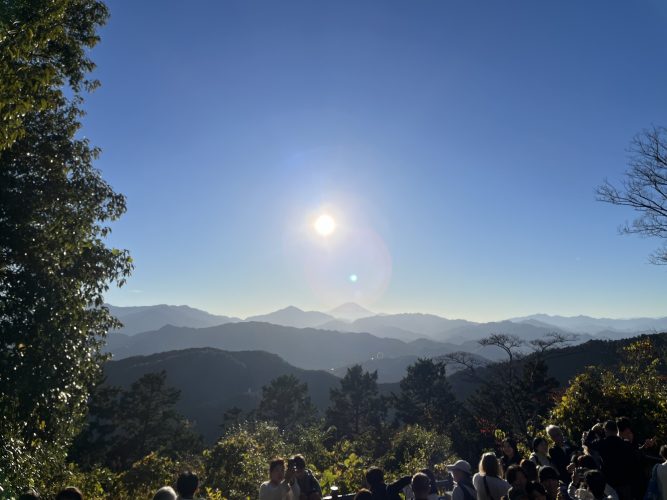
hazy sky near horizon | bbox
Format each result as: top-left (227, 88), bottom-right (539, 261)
top-left (92, 0), bottom-right (667, 321)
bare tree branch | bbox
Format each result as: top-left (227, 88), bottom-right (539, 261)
top-left (597, 125), bottom-right (667, 264)
top-left (529, 332), bottom-right (577, 354)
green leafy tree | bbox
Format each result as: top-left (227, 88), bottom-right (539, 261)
top-left (220, 406), bottom-right (245, 433)
top-left (325, 365), bottom-right (387, 439)
top-left (0, 0), bottom-right (108, 149)
top-left (108, 371), bottom-right (202, 469)
top-left (69, 383), bottom-right (123, 469)
top-left (203, 421), bottom-right (289, 498)
top-left (71, 373), bottom-right (202, 472)
top-left (394, 358), bottom-right (458, 432)
top-left (120, 452), bottom-right (179, 500)
top-left (0, 0), bottom-right (133, 492)
top-left (257, 374), bottom-right (317, 432)
top-left (381, 424), bottom-right (455, 476)
top-left (551, 338), bottom-right (667, 443)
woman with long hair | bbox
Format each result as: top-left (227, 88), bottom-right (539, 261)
top-left (473, 452), bottom-right (511, 500)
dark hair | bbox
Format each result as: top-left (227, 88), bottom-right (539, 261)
top-left (176, 471), bottom-right (199, 498)
top-left (480, 452), bottom-right (501, 477)
top-left (538, 466), bottom-right (559, 482)
top-left (576, 455), bottom-right (598, 470)
top-left (55, 487), bottom-right (83, 500)
top-left (503, 438), bottom-right (519, 457)
top-left (616, 417), bottom-right (631, 434)
top-left (532, 437), bottom-right (547, 452)
top-left (355, 489), bottom-right (373, 500)
top-left (584, 470), bottom-right (606, 499)
top-left (411, 472), bottom-right (431, 497)
top-left (508, 486), bottom-right (530, 500)
top-left (520, 459), bottom-right (538, 482)
top-left (291, 454), bottom-right (306, 470)
top-left (660, 445), bottom-right (667, 460)
top-left (603, 420), bottom-right (618, 434)
top-left (365, 467), bottom-right (384, 486)
top-left (506, 465), bottom-right (527, 485)
top-left (421, 468), bottom-right (438, 494)
top-left (270, 458), bottom-right (285, 473)
top-left (526, 481), bottom-right (547, 499)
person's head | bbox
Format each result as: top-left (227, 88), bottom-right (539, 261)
top-left (176, 471), bottom-right (199, 499)
top-left (576, 455), bottom-right (598, 471)
top-left (55, 487), bottom-right (83, 500)
top-left (526, 481), bottom-right (548, 500)
top-left (603, 420), bottom-right (618, 437)
top-left (420, 468), bottom-right (438, 494)
top-left (660, 444), bottom-right (667, 462)
top-left (18, 489), bottom-right (40, 500)
top-left (270, 458), bottom-right (286, 483)
top-left (546, 425), bottom-right (564, 446)
top-left (616, 417), bottom-right (633, 442)
top-left (291, 454), bottom-right (307, 479)
top-left (520, 459), bottom-right (538, 482)
top-left (411, 472), bottom-right (432, 499)
top-left (508, 486), bottom-right (530, 500)
top-left (448, 460), bottom-right (472, 483)
top-left (532, 437), bottom-right (548, 455)
top-left (365, 467), bottom-right (385, 487)
top-left (538, 467), bottom-right (560, 497)
top-left (503, 438), bottom-right (519, 458)
top-left (480, 452), bottom-right (501, 477)
top-left (153, 486), bottom-right (177, 500)
top-left (506, 465), bottom-right (528, 490)
top-left (355, 489), bottom-right (373, 500)
top-left (584, 470), bottom-right (606, 499)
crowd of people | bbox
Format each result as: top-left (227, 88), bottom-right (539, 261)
top-left (14, 418), bottom-right (667, 500)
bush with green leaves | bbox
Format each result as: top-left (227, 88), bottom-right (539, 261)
top-left (203, 421), bottom-right (290, 498)
top-left (551, 338), bottom-right (667, 443)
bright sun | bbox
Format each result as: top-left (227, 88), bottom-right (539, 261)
top-left (314, 214), bottom-right (336, 237)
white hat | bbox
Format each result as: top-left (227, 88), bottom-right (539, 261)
top-left (447, 460), bottom-right (472, 475)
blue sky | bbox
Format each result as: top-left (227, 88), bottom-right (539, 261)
top-left (90, 0), bottom-right (667, 321)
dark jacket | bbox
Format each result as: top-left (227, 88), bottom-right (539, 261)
top-left (370, 475), bottom-right (412, 500)
top-left (549, 444), bottom-right (574, 484)
top-left (297, 469), bottom-right (322, 497)
top-left (585, 434), bottom-right (635, 498)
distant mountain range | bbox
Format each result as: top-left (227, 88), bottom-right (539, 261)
top-left (107, 303), bottom-right (667, 344)
top-left (246, 306), bottom-right (335, 329)
top-left (104, 322), bottom-right (467, 370)
top-left (104, 303), bottom-right (667, 384)
top-left (511, 314), bottom-right (667, 337)
top-left (328, 302), bottom-right (375, 321)
top-left (107, 304), bottom-right (239, 336)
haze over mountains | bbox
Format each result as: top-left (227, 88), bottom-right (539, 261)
top-left (109, 303), bottom-right (667, 340)
top-left (105, 303), bottom-right (667, 383)
top-left (100, 303), bottom-right (667, 441)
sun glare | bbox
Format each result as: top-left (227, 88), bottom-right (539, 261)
top-left (314, 214), bottom-right (336, 237)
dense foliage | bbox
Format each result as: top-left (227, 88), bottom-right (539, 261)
top-left (551, 338), bottom-right (667, 444)
top-left (0, 0), bottom-right (132, 493)
top-left (257, 374), bottom-right (317, 431)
